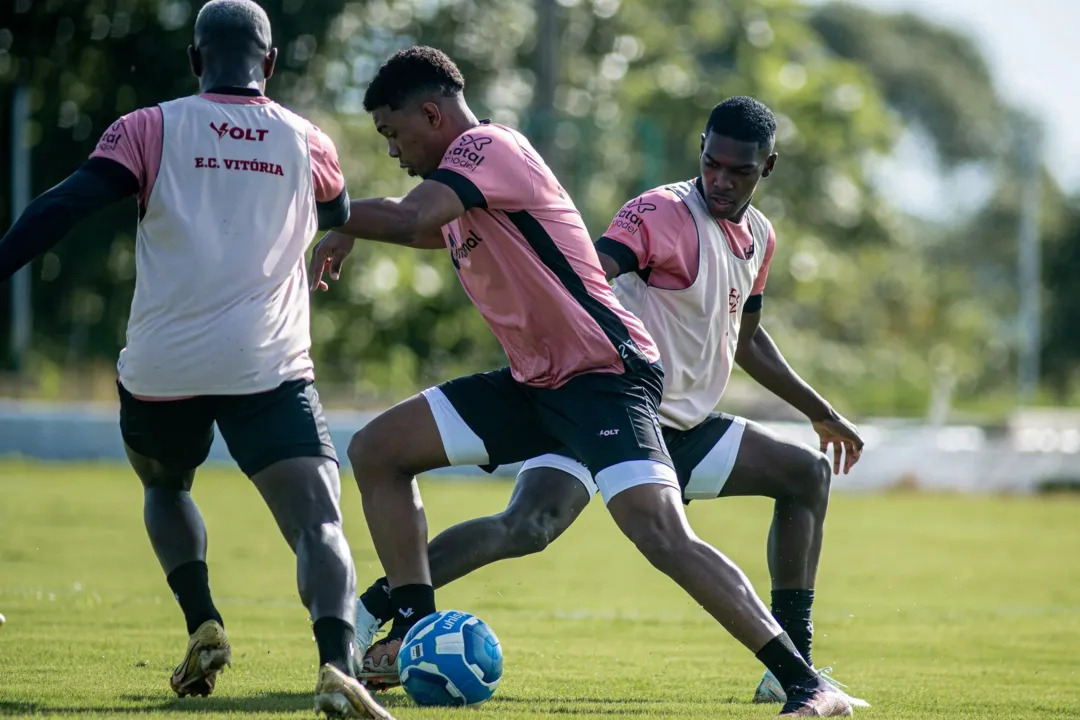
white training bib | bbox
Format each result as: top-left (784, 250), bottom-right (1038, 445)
top-left (614, 181), bottom-right (768, 430)
top-left (119, 96), bottom-right (318, 396)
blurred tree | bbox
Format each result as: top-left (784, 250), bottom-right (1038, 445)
top-left (811, 2), bottom-right (1080, 408)
top-left (810, 2), bottom-right (1005, 166)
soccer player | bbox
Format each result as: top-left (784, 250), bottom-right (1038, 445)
top-left (0, 1), bottom-right (389, 717)
top-left (312, 47), bottom-right (853, 717)
top-left (351, 96), bottom-right (869, 708)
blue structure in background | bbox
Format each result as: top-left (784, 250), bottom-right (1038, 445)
top-left (0, 401), bottom-right (517, 478)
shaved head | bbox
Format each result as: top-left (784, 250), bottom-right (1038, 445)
top-left (194, 0), bottom-right (272, 56)
top-left (188, 0), bottom-right (276, 92)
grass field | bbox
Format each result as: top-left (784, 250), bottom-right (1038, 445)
top-left (1, 461), bottom-right (1079, 719)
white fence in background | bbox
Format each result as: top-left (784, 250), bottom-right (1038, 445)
top-left (1, 401), bottom-right (1079, 492)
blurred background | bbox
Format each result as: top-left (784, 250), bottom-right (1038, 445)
top-left (2, 0), bottom-right (1080, 491)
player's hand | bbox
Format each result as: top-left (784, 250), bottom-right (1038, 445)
top-left (811, 412), bottom-right (864, 475)
top-left (309, 231), bottom-right (356, 292)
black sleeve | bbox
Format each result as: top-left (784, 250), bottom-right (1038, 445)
top-left (428, 168), bottom-right (487, 210)
top-left (0, 157), bottom-right (138, 282)
top-left (594, 236), bottom-right (641, 275)
top-left (317, 187), bottom-right (350, 231)
top-left (743, 293), bottom-right (764, 313)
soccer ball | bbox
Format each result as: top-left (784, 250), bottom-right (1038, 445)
top-left (396, 609), bottom-right (502, 707)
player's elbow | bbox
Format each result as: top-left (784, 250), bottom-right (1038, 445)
top-left (733, 342), bottom-right (758, 370)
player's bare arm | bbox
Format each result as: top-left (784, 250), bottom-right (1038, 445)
top-left (309, 180), bottom-right (462, 291)
top-left (734, 313), bottom-right (863, 473)
top-left (341, 179), bottom-right (465, 242)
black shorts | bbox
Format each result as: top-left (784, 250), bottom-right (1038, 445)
top-left (427, 363), bottom-right (676, 498)
top-left (662, 413), bottom-right (740, 492)
top-left (117, 378), bottom-right (337, 477)
top-left (521, 412), bottom-right (747, 504)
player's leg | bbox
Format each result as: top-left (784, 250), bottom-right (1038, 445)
top-left (543, 369), bottom-right (851, 717)
top-left (697, 419), bottom-right (867, 707)
top-left (350, 370), bottom-right (558, 687)
top-left (355, 455), bottom-right (592, 640)
top-left (117, 382), bottom-right (230, 698)
top-left (716, 420), bottom-right (830, 664)
top-left (215, 380), bottom-right (389, 718)
top-left (250, 458), bottom-right (356, 667)
top-left (252, 460), bottom-right (389, 718)
top-left (432, 458), bottom-right (593, 582)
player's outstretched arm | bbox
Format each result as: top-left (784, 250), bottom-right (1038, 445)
top-left (734, 312), bottom-right (863, 473)
top-left (0, 158), bottom-right (138, 283)
top-left (337, 181), bottom-right (464, 246)
top-left (308, 181), bottom-right (463, 291)
top-left (735, 312), bottom-right (828, 418)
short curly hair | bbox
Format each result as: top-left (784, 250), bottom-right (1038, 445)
top-left (363, 46), bottom-right (466, 112)
top-left (705, 96), bottom-right (776, 148)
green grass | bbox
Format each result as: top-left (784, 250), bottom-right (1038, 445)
top-left (1, 461), bottom-right (1079, 719)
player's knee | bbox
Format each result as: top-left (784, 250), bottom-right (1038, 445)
top-left (347, 428), bottom-right (374, 470)
top-left (799, 453), bottom-right (832, 510)
top-left (501, 507), bottom-right (561, 557)
top-left (347, 426), bottom-right (398, 486)
top-left (623, 511), bottom-right (696, 572)
top-left (348, 420), bottom-right (424, 485)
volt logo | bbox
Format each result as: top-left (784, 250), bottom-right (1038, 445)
top-left (210, 122), bottom-right (269, 142)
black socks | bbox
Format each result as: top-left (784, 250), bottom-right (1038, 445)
top-left (166, 560), bottom-right (224, 636)
top-left (387, 584), bottom-right (436, 640)
top-left (772, 589), bottom-right (815, 668)
top-left (313, 617), bottom-right (355, 674)
top-left (756, 632), bottom-right (819, 693)
top-left (359, 577), bottom-right (393, 625)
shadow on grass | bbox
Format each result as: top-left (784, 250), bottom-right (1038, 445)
top-left (1, 692), bottom-right (737, 716)
top-left (482, 695), bottom-right (734, 715)
top-left (1, 691), bottom-right (313, 715)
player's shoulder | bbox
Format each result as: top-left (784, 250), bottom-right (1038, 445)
top-left (451, 122), bottom-right (524, 157)
top-left (94, 105), bottom-right (162, 154)
top-left (744, 204), bottom-right (775, 243)
top-left (630, 182), bottom-right (691, 208)
top-left (618, 182), bottom-right (696, 226)
top-left (440, 122), bottom-right (524, 176)
top-left (260, 104), bottom-right (342, 159)
top-left (462, 121), bottom-right (518, 144)
top-left (256, 101), bottom-right (323, 135)
top-left (110, 104), bottom-right (163, 127)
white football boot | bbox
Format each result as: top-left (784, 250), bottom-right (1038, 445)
top-left (354, 597), bottom-right (385, 653)
top-left (754, 667), bottom-right (870, 708)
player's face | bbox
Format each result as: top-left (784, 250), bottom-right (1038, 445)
top-left (371, 103), bottom-right (445, 178)
top-left (699, 132), bottom-right (776, 220)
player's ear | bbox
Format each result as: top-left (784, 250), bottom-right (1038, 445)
top-left (700, 133), bottom-right (706, 153)
top-left (188, 45), bottom-right (202, 78)
top-left (762, 152), bottom-right (778, 178)
top-left (264, 48), bottom-right (278, 81)
top-left (421, 101), bottom-right (442, 129)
